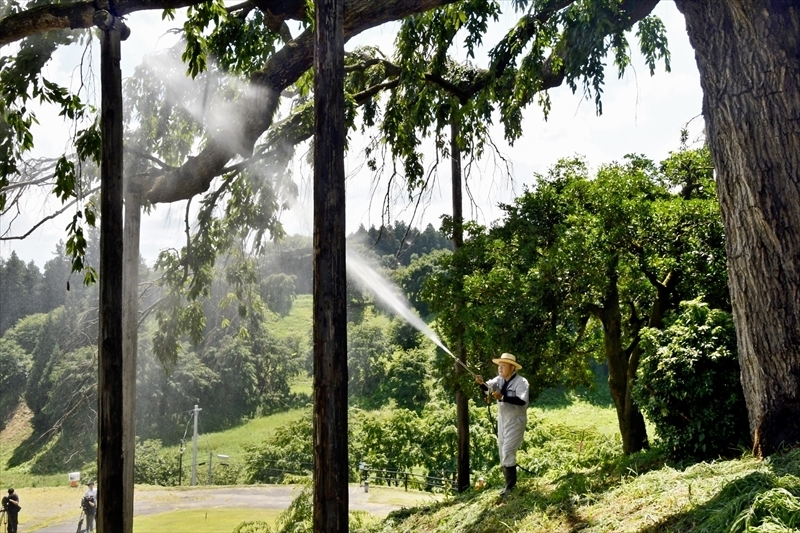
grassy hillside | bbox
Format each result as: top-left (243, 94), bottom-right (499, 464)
top-left (266, 294), bottom-right (313, 342)
top-left (5, 370), bottom-right (800, 532)
top-left (368, 386), bottom-right (800, 533)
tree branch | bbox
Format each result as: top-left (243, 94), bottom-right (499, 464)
top-left (138, 0), bottom-right (459, 205)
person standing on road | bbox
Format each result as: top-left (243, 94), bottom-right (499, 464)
top-left (475, 353), bottom-right (530, 496)
top-left (2, 488), bottom-right (20, 533)
top-left (81, 481), bottom-right (97, 532)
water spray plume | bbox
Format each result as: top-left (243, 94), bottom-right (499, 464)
top-left (345, 247), bottom-right (477, 378)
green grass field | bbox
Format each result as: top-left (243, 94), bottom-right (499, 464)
top-left (183, 408), bottom-right (308, 464)
top-left (133, 508), bottom-right (282, 533)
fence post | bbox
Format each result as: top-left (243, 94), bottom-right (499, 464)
top-left (404, 472), bottom-right (408, 492)
top-left (359, 461), bottom-right (369, 493)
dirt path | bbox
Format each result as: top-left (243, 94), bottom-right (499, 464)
top-left (29, 484), bottom-right (427, 532)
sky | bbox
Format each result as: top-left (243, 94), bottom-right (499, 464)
top-left (0, 1), bottom-right (703, 268)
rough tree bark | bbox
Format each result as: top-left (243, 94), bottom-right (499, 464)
top-left (674, 0), bottom-right (800, 456)
top-left (596, 257), bottom-right (649, 454)
top-left (312, 0), bottom-right (347, 530)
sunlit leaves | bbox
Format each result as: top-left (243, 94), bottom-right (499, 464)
top-left (182, 0), bottom-right (229, 78)
top-left (64, 208), bottom-right (98, 285)
top-left (425, 146), bottom-right (727, 399)
top-left (53, 156), bottom-right (76, 202)
top-left (637, 15), bottom-right (671, 76)
top-left (75, 120), bottom-right (102, 165)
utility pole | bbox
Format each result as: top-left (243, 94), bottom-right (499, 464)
top-left (178, 440), bottom-right (184, 486)
top-left (191, 405), bottom-right (201, 486)
top-left (208, 452), bottom-right (213, 485)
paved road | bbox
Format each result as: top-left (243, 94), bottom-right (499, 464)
top-left (32, 485), bottom-right (402, 532)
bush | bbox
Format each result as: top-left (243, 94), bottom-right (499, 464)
top-left (244, 411), bottom-right (313, 484)
top-left (633, 300), bottom-right (750, 459)
top-left (134, 439), bottom-right (181, 486)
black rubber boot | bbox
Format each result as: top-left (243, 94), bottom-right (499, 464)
top-left (507, 465), bottom-right (517, 491)
top-left (499, 465), bottom-right (517, 496)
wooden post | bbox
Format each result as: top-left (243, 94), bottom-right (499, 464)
top-left (95, 8), bottom-right (130, 533)
top-left (122, 182), bottom-right (141, 533)
top-left (451, 111), bottom-right (470, 493)
top-left (312, 0), bottom-right (347, 530)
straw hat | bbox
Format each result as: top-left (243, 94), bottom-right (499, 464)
top-left (491, 352), bottom-right (522, 370)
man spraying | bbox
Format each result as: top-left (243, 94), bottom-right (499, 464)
top-left (475, 353), bottom-right (529, 496)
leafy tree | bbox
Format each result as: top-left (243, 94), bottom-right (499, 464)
top-left (244, 410), bottom-right (314, 484)
top-left (0, 337), bottom-right (30, 429)
top-left (258, 236), bottom-right (313, 294)
top-left (134, 439), bottom-right (182, 486)
top-left (135, 341), bottom-right (217, 441)
top-left (392, 249), bottom-right (451, 318)
top-left (385, 316), bottom-right (424, 351)
top-left (0, 252), bottom-right (41, 334)
top-left (426, 147), bottom-right (727, 453)
top-left (261, 273), bottom-right (297, 316)
top-left (376, 347), bottom-right (432, 411)
top-left (347, 314), bottom-right (390, 402)
top-left (33, 344), bottom-right (98, 472)
top-left (24, 306), bottom-right (93, 433)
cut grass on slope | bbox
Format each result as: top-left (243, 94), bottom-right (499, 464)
top-left (371, 424), bottom-right (800, 533)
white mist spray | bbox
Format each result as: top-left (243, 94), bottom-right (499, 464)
top-left (345, 245), bottom-right (475, 377)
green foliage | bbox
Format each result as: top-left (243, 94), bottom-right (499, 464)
top-left (244, 410), bottom-right (313, 483)
top-left (348, 223), bottom-right (452, 271)
top-left (134, 439), bottom-right (181, 486)
top-left (0, 338), bottom-right (30, 429)
top-left (0, 28), bottom-right (100, 279)
top-left (634, 300), bottom-right (750, 460)
top-left (244, 402), bottom-right (496, 488)
top-left (261, 273), bottom-right (297, 316)
top-left (375, 347), bottom-right (431, 411)
top-left (347, 314), bottom-right (391, 401)
top-left (234, 521), bottom-right (273, 533)
top-left (424, 146), bottom-right (727, 423)
top-left (392, 249), bottom-right (452, 318)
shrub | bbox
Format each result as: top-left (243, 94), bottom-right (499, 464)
top-left (244, 410), bottom-right (313, 483)
top-left (633, 300), bottom-right (750, 459)
top-left (233, 521), bottom-right (273, 533)
top-left (134, 439), bottom-right (181, 486)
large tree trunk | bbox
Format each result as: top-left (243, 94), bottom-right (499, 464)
top-left (96, 11), bottom-right (128, 533)
top-left (450, 112), bottom-right (470, 493)
top-left (674, 0), bottom-right (800, 456)
top-left (600, 257), bottom-right (649, 454)
top-left (312, 0), bottom-right (348, 530)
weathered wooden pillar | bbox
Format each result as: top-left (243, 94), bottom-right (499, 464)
top-left (450, 111), bottom-right (469, 492)
top-left (95, 8), bottom-right (131, 533)
top-left (312, 0), bottom-right (347, 530)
